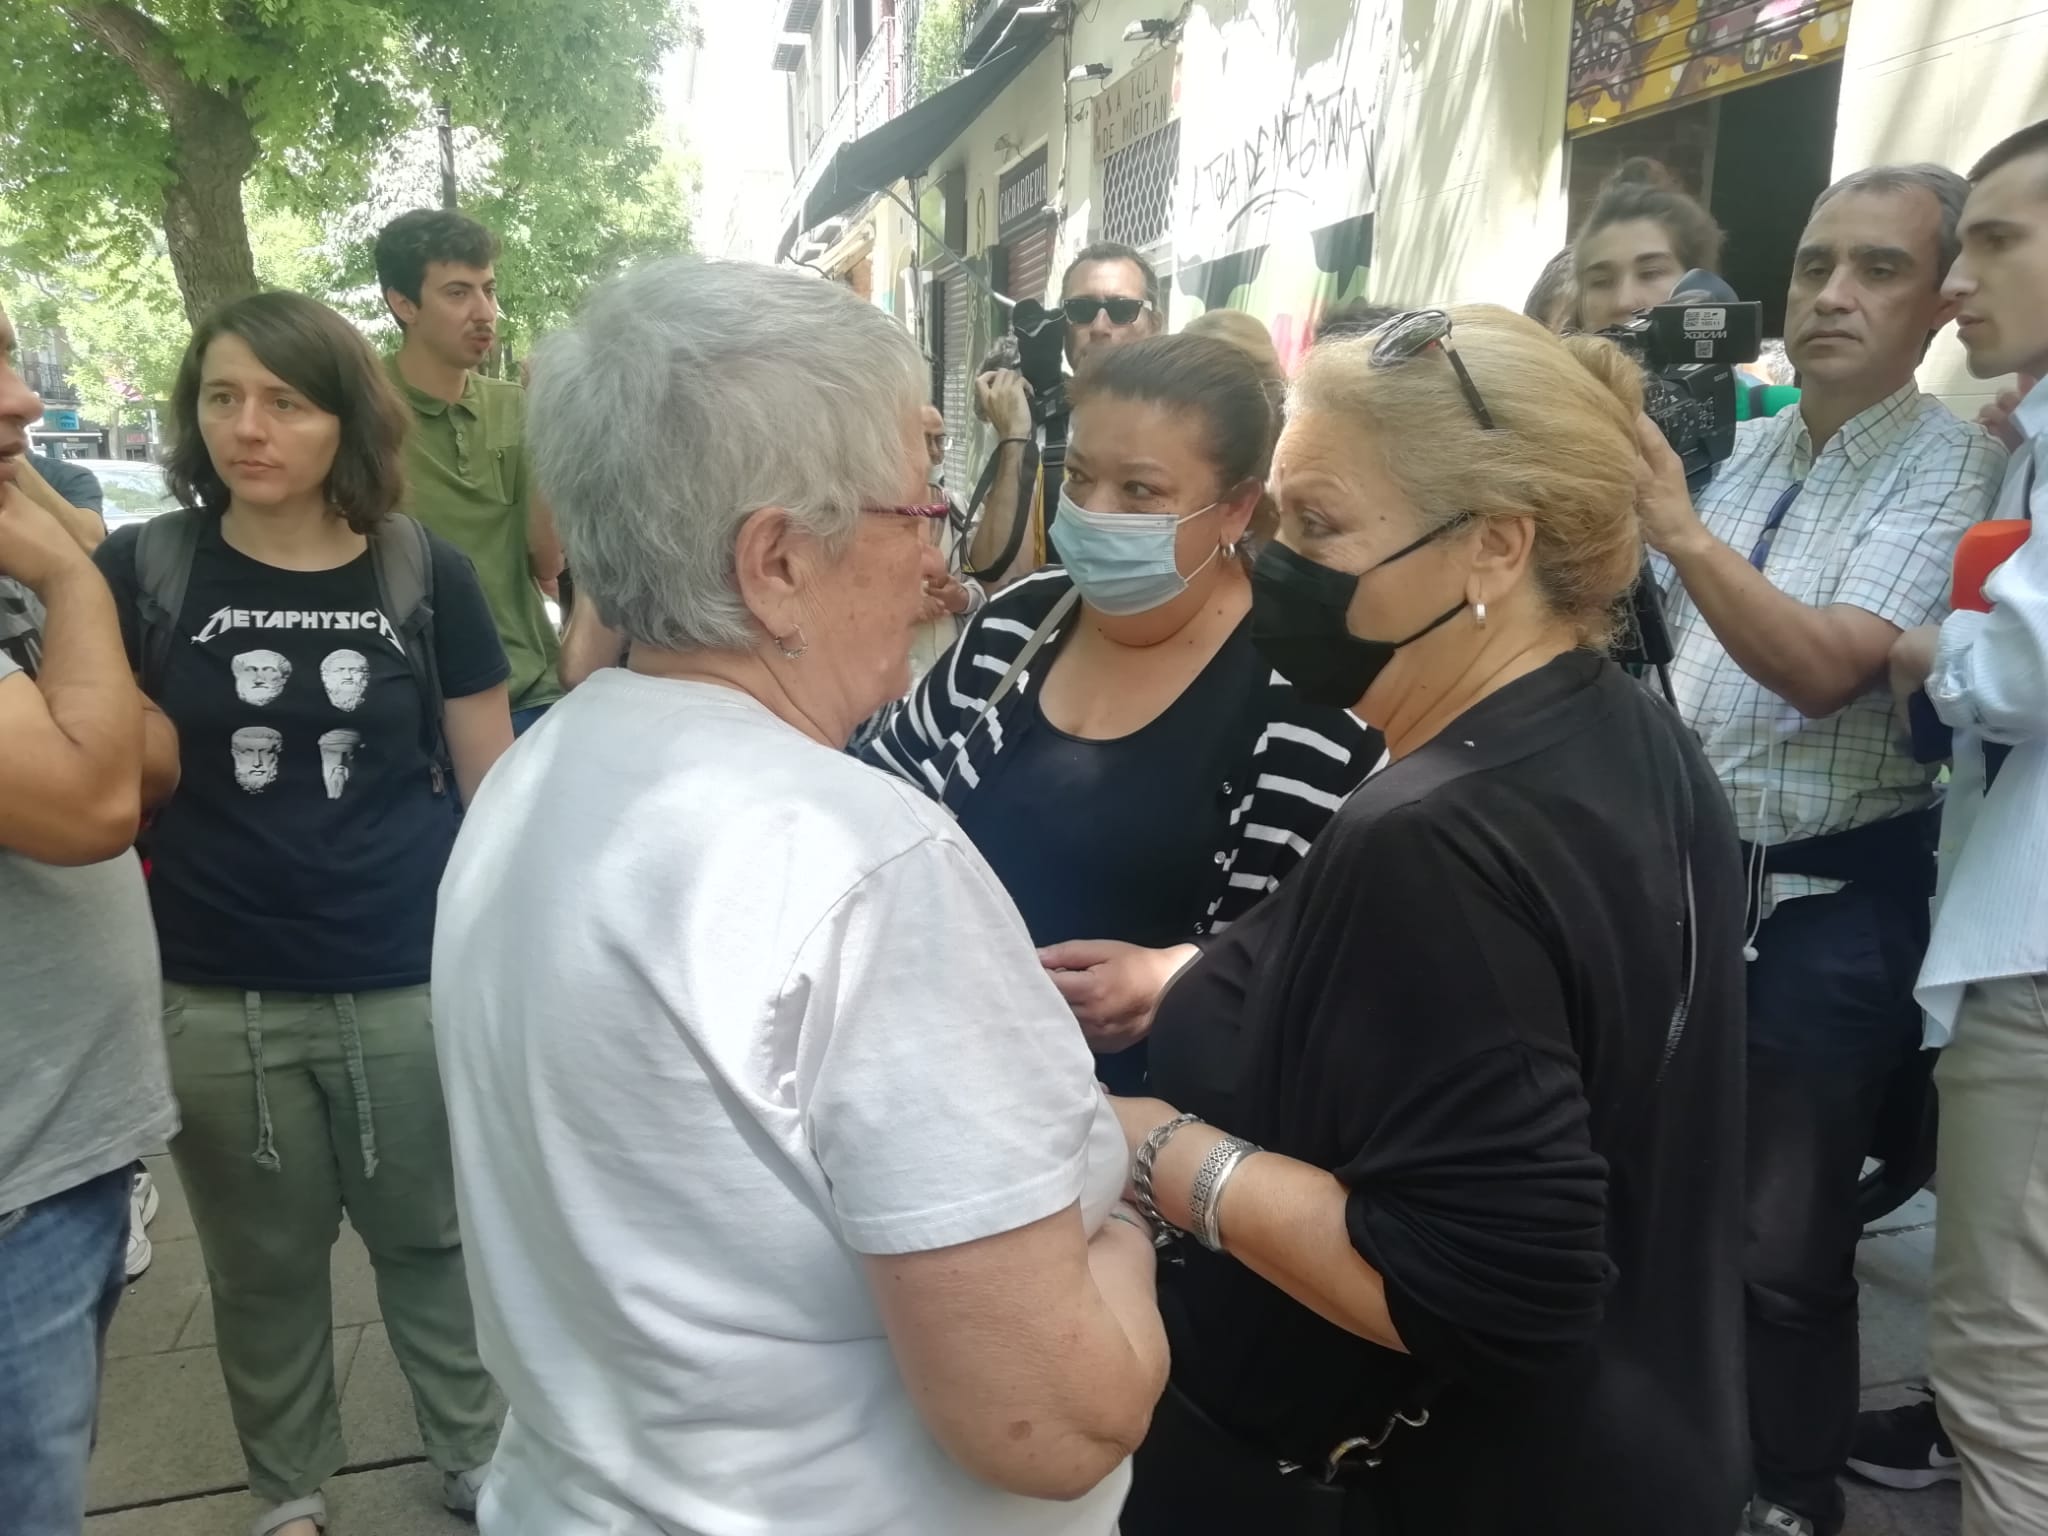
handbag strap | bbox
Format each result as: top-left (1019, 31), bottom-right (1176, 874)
top-left (937, 586), bottom-right (1080, 799)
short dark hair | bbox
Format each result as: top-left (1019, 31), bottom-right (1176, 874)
top-left (1314, 300), bottom-right (1406, 344)
top-left (1068, 332), bottom-right (1279, 555)
top-left (1971, 119), bottom-right (2048, 184)
top-left (168, 291), bottom-right (409, 534)
top-left (1060, 241), bottom-right (1159, 307)
top-left (1524, 249), bottom-right (1579, 329)
top-left (1575, 158), bottom-right (1725, 279)
top-left (374, 209), bottom-right (501, 322)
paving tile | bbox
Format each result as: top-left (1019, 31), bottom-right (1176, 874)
top-left (140, 1152), bottom-right (196, 1244)
top-left (178, 1221), bottom-right (381, 1349)
top-left (86, 1460), bottom-right (471, 1536)
top-left (106, 1237), bottom-right (207, 1360)
top-left (1858, 1227), bottom-right (1936, 1390)
top-left (86, 1347), bottom-right (246, 1510)
top-left (1863, 1187), bottom-right (1938, 1239)
top-left (1844, 1477), bottom-right (1962, 1536)
top-left (88, 1332), bottom-right (364, 1513)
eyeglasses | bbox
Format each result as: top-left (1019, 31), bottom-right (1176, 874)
top-left (1063, 295), bottom-right (1151, 328)
top-left (864, 500), bottom-right (951, 547)
top-left (1368, 309), bottom-right (1497, 432)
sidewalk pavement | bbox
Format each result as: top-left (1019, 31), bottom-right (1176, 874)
top-left (89, 1158), bottom-right (1961, 1535)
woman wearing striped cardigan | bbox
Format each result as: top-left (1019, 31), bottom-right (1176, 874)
top-left (860, 333), bottom-right (1380, 1090)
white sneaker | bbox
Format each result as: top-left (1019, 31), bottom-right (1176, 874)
top-left (442, 1464), bottom-right (488, 1517)
top-left (133, 1167), bottom-right (160, 1226)
top-left (126, 1169), bottom-right (158, 1280)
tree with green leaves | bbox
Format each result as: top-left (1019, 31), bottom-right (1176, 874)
top-left (0, 198), bottom-right (336, 423)
top-left (4, 0), bottom-right (692, 326)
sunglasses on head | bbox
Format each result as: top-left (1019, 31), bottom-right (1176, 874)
top-left (1368, 309), bottom-right (1497, 432)
top-left (1063, 295), bottom-right (1151, 328)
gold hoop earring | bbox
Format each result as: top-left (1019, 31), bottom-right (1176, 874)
top-left (1474, 602), bottom-right (1488, 629)
top-left (777, 626), bottom-right (809, 660)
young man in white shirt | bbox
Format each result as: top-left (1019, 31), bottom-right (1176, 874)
top-left (1883, 117), bottom-right (2048, 1533)
top-left (1634, 163), bottom-right (2006, 1536)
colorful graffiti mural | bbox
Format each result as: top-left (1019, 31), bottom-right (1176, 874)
top-left (1568, 0), bottom-right (1852, 132)
top-left (1175, 214), bottom-right (1373, 375)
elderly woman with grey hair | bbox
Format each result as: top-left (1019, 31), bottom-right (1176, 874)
top-left (431, 257), bottom-right (1166, 1536)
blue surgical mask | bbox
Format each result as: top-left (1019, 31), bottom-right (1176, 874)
top-left (1050, 489), bottom-right (1221, 615)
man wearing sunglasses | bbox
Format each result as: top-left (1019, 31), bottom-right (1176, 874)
top-left (966, 241), bottom-right (1161, 584)
top-left (1633, 163), bottom-right (2006, 1536)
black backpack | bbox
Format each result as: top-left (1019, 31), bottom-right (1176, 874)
top-left (133, 510), bottom-right (454, 794)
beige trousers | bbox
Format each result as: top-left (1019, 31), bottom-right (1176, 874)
top-left (1930, 974), bottom-right (2048, 1535)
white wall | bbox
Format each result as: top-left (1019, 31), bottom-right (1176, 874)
top-left (928, 42), bottom-right (1070, 266)
top-left (1374, 0), bottom-right (1573, 310)
top-left (1052, 0), bottom-right (1571, 321)
top-left (1833, 0), bottom-right (2048, 413)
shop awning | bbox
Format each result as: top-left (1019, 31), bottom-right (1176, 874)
top-left (796, 22), bottom-right (1052, 236)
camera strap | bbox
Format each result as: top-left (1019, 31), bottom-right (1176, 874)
top-left (958, 433), bottom-right (1042, 585)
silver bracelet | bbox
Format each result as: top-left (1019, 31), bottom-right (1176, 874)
top-left (1188, 1137), bottom-right (1259, 1252)
top-left (1132, 1112), bottom-right (1203, 1246)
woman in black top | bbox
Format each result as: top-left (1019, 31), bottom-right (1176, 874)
top-left (860, 334), bottom-right (1380, 1090)
top-left (1113, 306), bottom-right (1748, 1535)
top-left (93, 293), bottom-right (511, 1536)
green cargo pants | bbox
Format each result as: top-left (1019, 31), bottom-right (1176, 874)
top-left (162, 983), bottom-right (499, 1504)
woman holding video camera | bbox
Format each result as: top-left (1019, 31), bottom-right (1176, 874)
top-left (1113, 306), bottom-right (1750, 1536)
top-left (859, 331), bottom-right (1381, 1090)
top-left (1575, 158), bottom-right (1726, 332)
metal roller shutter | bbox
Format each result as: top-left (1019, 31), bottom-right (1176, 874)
top-left (1004, 217), bottom-right (1057, 306)
top-left (941, 272), bottom-right (973, 494)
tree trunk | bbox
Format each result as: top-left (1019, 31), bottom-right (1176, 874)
top-left (64, 2), bottom-right (262, 324)
top-left (160, 94), bottom-right (261, 325)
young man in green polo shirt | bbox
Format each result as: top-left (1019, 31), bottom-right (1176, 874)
top-left (376, 209), bottom-right (564, 732)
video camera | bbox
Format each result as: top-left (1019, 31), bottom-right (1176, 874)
top-left (962, 298), bottom-right (1074, 582)
top-left (1590, 269), bottom-right (1764, 693)
top-left (990, 298), bottom-right (1072, 430)
top-left (1596, 268), bottom-right (1763, 493)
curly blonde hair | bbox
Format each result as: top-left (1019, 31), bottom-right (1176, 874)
top-left (1290, 305), bottom-right (1646, 646)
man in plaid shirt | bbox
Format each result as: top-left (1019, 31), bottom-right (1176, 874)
top-left (1634, 165), bottom-right (2005, 1536)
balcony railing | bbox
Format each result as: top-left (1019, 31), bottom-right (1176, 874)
top-left (781, 14), bottom-right (902, 248)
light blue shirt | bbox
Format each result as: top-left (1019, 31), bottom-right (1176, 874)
top-left (1921, 380), bottom-right (2048, 1041)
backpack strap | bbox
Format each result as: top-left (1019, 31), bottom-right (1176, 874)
top-left (368, 515), bottom-right (453, 795)
top-left (135, 510), bottom-right (207, 697)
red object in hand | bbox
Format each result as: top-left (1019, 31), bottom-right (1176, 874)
top-left (1953, 520), bottom-right (2032, 612)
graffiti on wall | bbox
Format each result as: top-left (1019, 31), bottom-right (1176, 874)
top-left (1177, 214), bottom-right (1374, 376)
top-left (1186, 84), bottom-right (1377, 243)
top-left (1568, 0), bottom-right (1850, 131)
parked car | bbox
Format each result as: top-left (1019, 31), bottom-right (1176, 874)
top-left (64, 458), bottom-right (179, 532)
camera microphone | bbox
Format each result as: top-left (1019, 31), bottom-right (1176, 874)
top-left (1668, 269), bottom-right (1741, 305)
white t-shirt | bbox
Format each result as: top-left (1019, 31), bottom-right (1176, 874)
top-left (433, 670), bottom-right (1131, 1536)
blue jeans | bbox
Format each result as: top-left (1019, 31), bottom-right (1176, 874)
top-left (510, 704), bottom-right (551, 738)
top-left (0, 1167), bottom-right (130, 1534)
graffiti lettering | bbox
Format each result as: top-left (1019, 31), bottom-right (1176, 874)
top-left (1188, 85), bottom-right (1376, 234)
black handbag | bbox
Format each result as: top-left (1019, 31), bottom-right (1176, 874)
top-left (1121, 1381), bottom-right (1431, 1536)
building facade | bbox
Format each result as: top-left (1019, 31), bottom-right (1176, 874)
top-left (770, 0), bottom-right (2048, 476)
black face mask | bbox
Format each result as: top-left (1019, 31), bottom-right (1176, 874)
top-left (1250, 532), bottom-right (1466, 709)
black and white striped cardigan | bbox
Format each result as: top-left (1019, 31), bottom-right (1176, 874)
top-left (856, 569), bottom-right (1386, 938)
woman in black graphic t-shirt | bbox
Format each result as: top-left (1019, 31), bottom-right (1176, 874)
top-left (93, 292), bottom-right (511, 1536)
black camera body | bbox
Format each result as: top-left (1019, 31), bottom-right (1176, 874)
top-left (1597, 287), bottom-right (1763, 492)
top-left (1589, 274), bottom-right (1762, 685)
top-left (997, 299), bottom-right (1072, 429)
